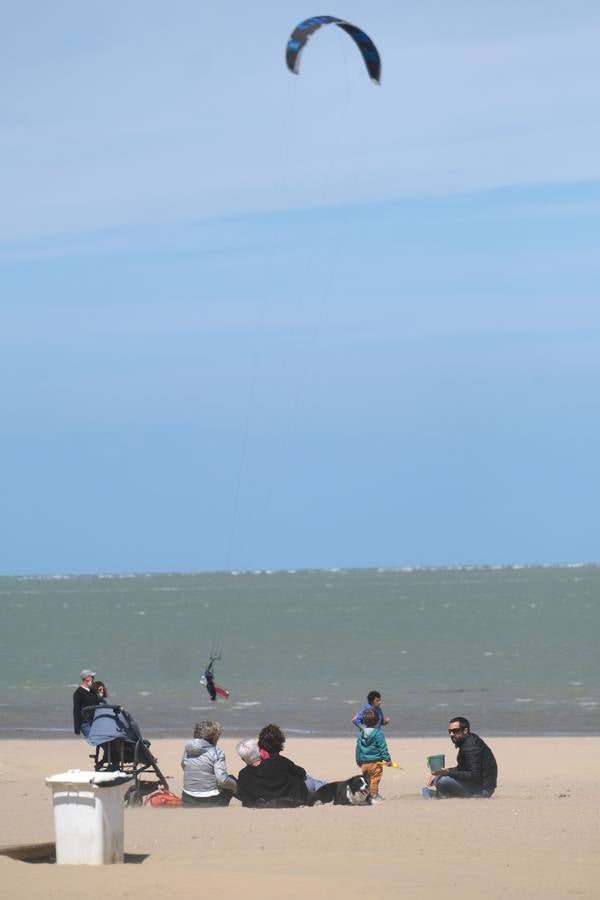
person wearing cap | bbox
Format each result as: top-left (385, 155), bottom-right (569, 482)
top-left (73, 669), bottom-right (99, 738)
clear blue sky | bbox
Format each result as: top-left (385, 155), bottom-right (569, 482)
top-left (2, 2), bottom-right (600, 574)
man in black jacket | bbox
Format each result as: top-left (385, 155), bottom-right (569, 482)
top-left (427, 717), bottom-right (497, 798)
top-left (72, 669), bottom-right (99, 738)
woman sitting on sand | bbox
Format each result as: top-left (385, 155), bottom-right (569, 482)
top-left (235, 724), bottom-right (310, 808)
top-left (181, 720), bottom-right (237, 807)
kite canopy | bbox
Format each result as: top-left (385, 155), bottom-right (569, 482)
top-left (286, 15), bottom-right (381, 84)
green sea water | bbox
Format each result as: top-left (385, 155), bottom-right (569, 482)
top-left (1, 566), bottom-right (598, 737)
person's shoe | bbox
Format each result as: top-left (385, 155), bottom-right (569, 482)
top-left (371, 794), bottom-right (383, 804)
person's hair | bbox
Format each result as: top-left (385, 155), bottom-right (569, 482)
top-left (236, 738), bottom-right (261, 766)
top-left (92, 681), bottom-right (107, 697)
top-left (258, 723), bottom-right (285, 754)
top-left (449, 716), bottom-right (470, 731)
top-left (367, 691), bottom-right (381, 704)
top-left (362, 708), bottom-right (378, 727)
top-left (193, 720), bottom-right (222, 744)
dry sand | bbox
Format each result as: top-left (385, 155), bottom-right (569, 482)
top-left (1, 734), bottom-right (599, 898)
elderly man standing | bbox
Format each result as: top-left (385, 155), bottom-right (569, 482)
top-left (427, 716), bottom-right (498, 798)
top-left (73, 669), bottom-right (99, 738)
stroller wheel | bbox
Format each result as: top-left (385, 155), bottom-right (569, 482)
top-left (124, 785), bottom-right (143, 807)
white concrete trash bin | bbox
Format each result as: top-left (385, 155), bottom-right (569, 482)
top-left (45, 769), bottom-right (132, 865)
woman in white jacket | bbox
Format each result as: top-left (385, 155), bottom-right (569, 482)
top-left (181, 720), bottom-right (237, 807)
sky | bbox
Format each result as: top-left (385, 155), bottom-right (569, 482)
top-left (1, 1), bottom-right (600, 575)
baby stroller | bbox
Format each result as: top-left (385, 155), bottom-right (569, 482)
top-left (83, 704), bottom-right (169, 806)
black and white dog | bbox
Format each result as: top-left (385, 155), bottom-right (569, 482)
top-left (312, 775), bottom-right (371, 806)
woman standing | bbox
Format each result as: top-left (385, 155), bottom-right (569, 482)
top-left (91, 681), bottom-right (108, 704)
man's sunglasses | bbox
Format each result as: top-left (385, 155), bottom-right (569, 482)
top-left (448, 727), bottom-right (463, 735)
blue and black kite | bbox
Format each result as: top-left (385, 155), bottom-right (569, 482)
top-left (286, 15), bottom-right (381, 85)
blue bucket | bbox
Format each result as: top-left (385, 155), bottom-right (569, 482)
top-left (426, 754), bottom-right (445, 772)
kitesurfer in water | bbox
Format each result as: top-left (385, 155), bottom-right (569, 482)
top-left (204, 653), bottom-right (218, 701)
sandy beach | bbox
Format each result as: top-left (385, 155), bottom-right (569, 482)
top-left (1, 735), bottom-right (599, 898)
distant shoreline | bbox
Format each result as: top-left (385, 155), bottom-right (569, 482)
top-left (1, 561), bottom-right (600, 579)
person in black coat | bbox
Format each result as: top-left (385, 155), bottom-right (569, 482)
top-left (428, 717), bottom-right (497, 798)
top-left (235, 724), bottom-right (309, 808)
top-left (72, 669), bottom-right (99, 738)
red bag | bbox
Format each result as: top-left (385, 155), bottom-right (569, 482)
top-left (143, 788), bottom-right (182, 808)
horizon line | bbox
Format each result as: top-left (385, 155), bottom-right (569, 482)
top-left (1, 560), bottom-right (598, 580)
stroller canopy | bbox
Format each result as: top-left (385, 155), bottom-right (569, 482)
top-left (85, 704), bottom-right (141, 747)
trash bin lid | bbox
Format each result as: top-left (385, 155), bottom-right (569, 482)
top-left (46, 769), bottom-right (132, 787)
